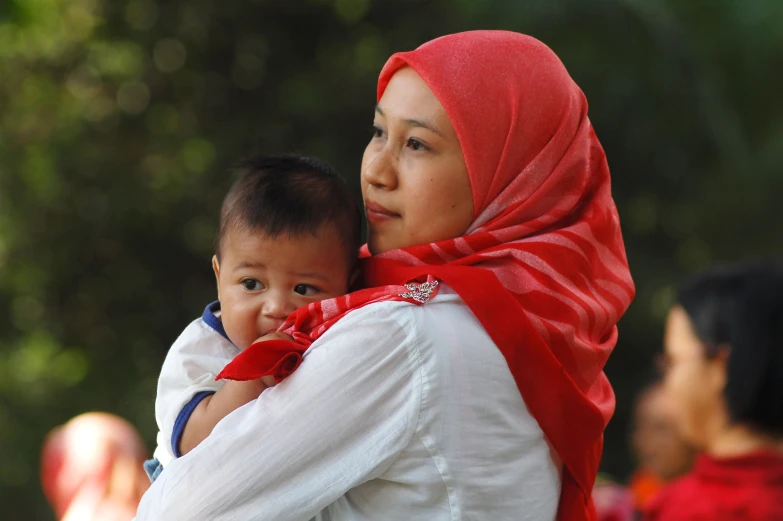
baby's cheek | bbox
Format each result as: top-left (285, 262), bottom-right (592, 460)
top-left (223, 317), bottom-right (253, 349)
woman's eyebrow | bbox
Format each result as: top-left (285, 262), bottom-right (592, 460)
top-left (375, 104), bottom-right (443, 137)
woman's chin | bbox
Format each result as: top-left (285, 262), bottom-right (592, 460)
top-left (367, 236), bottom-right (407, 256)
top-left (366, 234), bottom-right (387, 256)
top-left (366, 239), bottom-right (383, 256)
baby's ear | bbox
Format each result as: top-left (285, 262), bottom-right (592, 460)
top-left (212, 255), bottom-right (221, 297)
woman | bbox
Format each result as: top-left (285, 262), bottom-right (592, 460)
top-left (645, 263), bottom-right (783, 521)
top-left (136, 30), bottom-right (634, 521)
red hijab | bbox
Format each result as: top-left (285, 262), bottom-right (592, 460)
top-left (219, 30), bottom-right (634, 521)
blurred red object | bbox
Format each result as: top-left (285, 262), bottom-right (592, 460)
top-left (41, 413), bottom-right (150, 521)
top-left (628, 468), bottom-right (664, 511)
top-left (592, 479), bottom-right (635, 521)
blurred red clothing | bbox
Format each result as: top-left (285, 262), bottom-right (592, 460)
top-left (592, 480), bottom-right (635, 521)
top-left (628, 468), bottom-right (664, 511)
top-left (643, 451), bottom-right (783, 521)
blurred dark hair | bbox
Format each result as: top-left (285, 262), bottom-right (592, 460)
top-left (676, 262), bottom-right (783, 436)
top-left (215, 154), bottom-right (362, 265)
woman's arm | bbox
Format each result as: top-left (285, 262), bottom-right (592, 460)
top-left (136, 302), bottom-right (421, 521)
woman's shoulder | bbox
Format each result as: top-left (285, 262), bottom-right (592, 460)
top-left (338, 284), bottom-right (467, 328)
top-left (305, 285), bottom-right (501, 389)
top-left (343, 283), bottom-right (465, 314)
top-left (308, 287), bottom-right (475, 367)
top-left (321, 286), bottom-right (491, 370)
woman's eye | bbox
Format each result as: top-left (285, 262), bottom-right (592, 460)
top-left (407, 138), bottom-right (429, 152)
top-left (371, 125), bottom-right (384, 138)
top-left (241, 279), bottom-right (263, 291)
top-left (294, 284), bottom-right (318, 296)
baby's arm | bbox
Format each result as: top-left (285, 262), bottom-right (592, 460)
top-left (178, 331), bottom-right (291, 455)
top-left (179, 378), bottom-right (270, 455)
top-left (154, 319), bottom-right (240, 468)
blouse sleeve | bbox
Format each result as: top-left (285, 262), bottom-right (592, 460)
top-left (136, 302), bottom-right (422, 521)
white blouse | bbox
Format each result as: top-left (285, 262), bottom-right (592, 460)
top-left (135, 285), bottom-right (561, 521)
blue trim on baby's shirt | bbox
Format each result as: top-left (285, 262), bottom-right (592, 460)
top-left (202, 300), bottom-right (230, 341)
top-left (166, 302), bottom-right (229, 459)
top-left (171, 390), bottom-right (216, 457)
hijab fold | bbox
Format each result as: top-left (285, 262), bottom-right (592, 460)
top-left (218, 30), bottom-right (634, 521)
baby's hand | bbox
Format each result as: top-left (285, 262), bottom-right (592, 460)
top-left (251, 331), bottom-right (295, 387)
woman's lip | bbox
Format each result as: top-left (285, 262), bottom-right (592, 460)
top-left (365, 200), bottom-right (399, 223)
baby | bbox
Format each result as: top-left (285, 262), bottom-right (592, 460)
top-left (145, 154), bottom-right (361, 480)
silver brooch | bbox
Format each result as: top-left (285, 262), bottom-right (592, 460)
top-left (398, 280), bottom-right (439, 303)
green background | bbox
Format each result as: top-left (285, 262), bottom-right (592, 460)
top-left (1, 0), bottom-right (782, 518)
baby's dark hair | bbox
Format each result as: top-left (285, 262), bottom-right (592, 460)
top-left (216, 154), bottom-right (362, 265)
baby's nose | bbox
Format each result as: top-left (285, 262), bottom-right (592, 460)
top-left (261, 293), bottom-right (293, 320)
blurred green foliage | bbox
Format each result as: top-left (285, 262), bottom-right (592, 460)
top-left (1, 0), bottom-right (782, 518)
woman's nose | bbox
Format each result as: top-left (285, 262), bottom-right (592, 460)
top-left (362, 146), bottom-right (398, 190)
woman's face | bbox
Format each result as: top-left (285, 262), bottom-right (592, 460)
top-left (662, 306), bottom-right (727, 448)
top-left (361, 67), bottom-right (474, 254)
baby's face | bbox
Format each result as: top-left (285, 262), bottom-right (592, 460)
top-left (213, 224), bottom-right (352, 350)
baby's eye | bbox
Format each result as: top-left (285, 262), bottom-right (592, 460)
top-left (241, 279), bottom-right (263, 291)
top-left (294, 284), bottom-right (318, 296)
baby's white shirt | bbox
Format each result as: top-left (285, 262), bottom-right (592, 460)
top-left (152, 301), bottom-right (238, 466)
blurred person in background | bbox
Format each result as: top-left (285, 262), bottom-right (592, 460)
top-left (644, 262), bottom-right (783, 521)
top-left (591, 377), bottom-right (694, 521)
top-left (628, 379), bottom-right (695, 512)
top-left (40, 413), bottom-right (150, 521)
